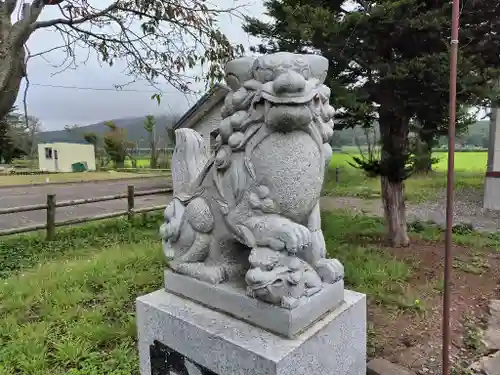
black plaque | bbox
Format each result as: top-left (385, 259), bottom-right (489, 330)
top-left (150, 340), bottom-right (219, 375)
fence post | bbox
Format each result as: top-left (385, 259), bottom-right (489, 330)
top-left (46, 194), bottom-right (56, 240)
top-left (335, 167), bottom-right (340, 184)
top-left (127, 185), bottom-right (135, 222)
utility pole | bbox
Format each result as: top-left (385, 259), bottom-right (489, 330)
top-left (442, 0), bottom-right (460, 374)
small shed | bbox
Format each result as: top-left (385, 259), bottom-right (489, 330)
top-left (172, 84), bottom-right (230, 154)
top-left (38, 142), bottom-right (96, 173)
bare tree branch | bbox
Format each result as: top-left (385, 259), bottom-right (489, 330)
top-left (30, 44), bottom-right (68, 58)
top-left (0, 0), bottom-right (244, 120)
top-left (32, 2), bottom-right (119, 29)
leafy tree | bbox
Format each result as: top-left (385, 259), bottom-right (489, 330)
top-left (23, 115), bottom-right (42, 157)
top-left (244, 0), bottom-right (500, 246)
top-left (82, 131), bottom-right (101, 166)
top-left (143, 115), bottom-right (158, 169)
top-left (0, 0), bottom-right (244, 121)
top-left (83, 132), bottom-right (98, 146)
top-left (103, 121), bottom-right (134, 168)
top-left (0, 107), bottom-right (27, 163)
top-left (0, 108), bottom-right (18, 163)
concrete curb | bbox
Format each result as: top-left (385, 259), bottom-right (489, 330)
top-left (0, 175), bottom-right (168, 190)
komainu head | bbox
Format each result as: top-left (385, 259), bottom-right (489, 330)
top-left (219, 52), bottom-right (335, 144)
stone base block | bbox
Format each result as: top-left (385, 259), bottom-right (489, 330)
top-left (164, 269), bottom-right (344, 338)
top-left (136, 288), bottom-right (366, 375)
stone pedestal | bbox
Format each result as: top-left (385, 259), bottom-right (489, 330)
top-left (136, 289), bottom-right (366, 375)
top-left (163, 270), bottom-right (345, 338)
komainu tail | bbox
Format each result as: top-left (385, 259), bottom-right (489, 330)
top-left (171, 128), bottom-right (209, 198)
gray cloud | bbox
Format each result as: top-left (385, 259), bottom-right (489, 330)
top-left (15, 0), bottom-right (264, 131)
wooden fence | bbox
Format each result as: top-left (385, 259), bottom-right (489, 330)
top-left (0, 185), bottom-right (172, 239)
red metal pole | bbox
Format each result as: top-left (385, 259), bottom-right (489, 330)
top-left (443, 0), bottom-right (460, 374)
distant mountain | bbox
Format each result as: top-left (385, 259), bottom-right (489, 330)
top-left (36, 115), bottom-right (180, 147)
top-left (37, 116), bottom-right (491, 149)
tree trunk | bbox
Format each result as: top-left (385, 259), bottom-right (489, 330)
top-left (0, 49), bottom-right (25, 120)
top-left (378, 105), bottom-right (410, 247)
top-left (423, 140), bottom-right (433, 173)
top-left (412, 138), bottom-right (433, 174)
top-left (149, 125), bottom-right (157, 169)
top-left (116, 159), bottom-right (125, 169)
top-left (150, 139), bottom-right (157, 169)
top-left (0, 1), bottom-right (45, 120)
top-left (0, 12), bottom-right (27, 120)
top-left (381, 176), bottom-right (409, 246)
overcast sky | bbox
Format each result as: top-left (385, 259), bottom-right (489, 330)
top-left (14, 0), bottom-right (265, 131)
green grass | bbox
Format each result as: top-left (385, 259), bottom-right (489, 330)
top-left (323, 163), bottom-right (484, 203)
top-left (0, 241), bottom-right (164, 375)
top-left (0, 213), bottom-right (163, 279)
top-left (1, 210), bottom-right (497, 374)
top-left (322, 212), bottom-right (414, 307)
top-left (135, 150), bottom-right (488, 172)
top-left (322, 211), bottom-right (500, 303)
top-left (122, 157), bottom-right (171, 169)
top-left (0, 213), bottom-right (166, 375)
top-left (1, 210), bottom-right (412, 375)
top-left (331, 150), bottom-right (487, 172)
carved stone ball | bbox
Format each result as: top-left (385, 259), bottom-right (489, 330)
top-left (228, 132), bottom-right (244, 148)
top-left (219, 117), bottom-right (233, 142)
top-left (232, 87), bottom-right (248, 109)
top-left (230, 110), bottom-right (247, 130)
top-left (256, 185), bottom-right (270, 199)
top-left (224, 56), bottom-right (256, 91)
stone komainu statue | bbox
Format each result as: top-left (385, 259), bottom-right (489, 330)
top-left (160, 52), bottom-right (344, 309)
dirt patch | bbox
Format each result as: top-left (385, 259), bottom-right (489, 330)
top-left (366, 238), bottom-right (500, 374)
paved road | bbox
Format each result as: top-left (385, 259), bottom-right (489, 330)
top-left (0, 178), bottom-right (173, 232)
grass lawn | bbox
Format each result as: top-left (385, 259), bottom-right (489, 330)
top-left (0, 211), bottom-right (498, 374)
top-left (0, 171), bottom-right (164, 186)
top-left (129, 159), bottom-right (151, 168)
top-left (0, 214), bottom-right (163, 375)
top-left (324, 151), bottom-right (486, 203)
top-left (0, 240), bottom-right (163, 375)
top-left (323, 165), bottom-right (484, 203)
top-left (334, 149), bottom-right (488, 172)
top-left (122, 158), bottom-right (169, 169)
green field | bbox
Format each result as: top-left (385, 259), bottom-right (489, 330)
top-left (330, 150), bottom-right (487, 172)
top-left (131, 159), bottom-right (151, 168)
top-left (130, 151), bottom-right (488, 172)
top-left (323, 150), bottom-right (487, 203)
top-left (123, 158), bottom-right (167, 168)
top-left (132, 151), bottom-right (489, 171)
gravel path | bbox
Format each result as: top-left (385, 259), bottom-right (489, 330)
top-left (320, 188), bottom-right (500, 233)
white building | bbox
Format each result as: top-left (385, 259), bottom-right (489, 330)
top-left (38, 142), bottom-right (96, 173)
top-left (172, 84), bottom-right (230, 153)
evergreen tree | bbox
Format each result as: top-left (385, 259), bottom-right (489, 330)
top-left (244, 0), bottom-right (500, 246)
top-left (103, 121), bottom-right (134, 169)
